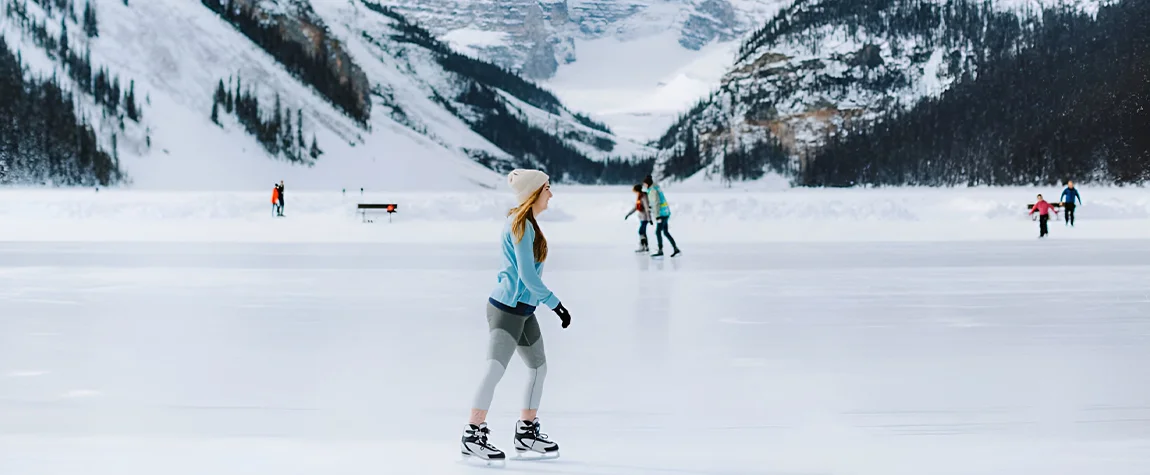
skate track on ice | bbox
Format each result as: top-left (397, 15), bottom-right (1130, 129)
top-left (1, 239), bottom-right (1149, 475)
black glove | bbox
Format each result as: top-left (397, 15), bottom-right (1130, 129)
top-left (553, 303), bottom-right (571, 329)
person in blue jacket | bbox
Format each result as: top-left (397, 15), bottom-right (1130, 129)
top-left (644, 174), bottom-right (681, 257)
top-left (461, 169), bottom-right (569, 464)
top-left (1060, 180), bottom-right (1082, 226)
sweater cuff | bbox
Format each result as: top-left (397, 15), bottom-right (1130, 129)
top-left (542, 294), bottom-right (561, 309)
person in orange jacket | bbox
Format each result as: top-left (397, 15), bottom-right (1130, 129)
top-left (271, 184), bottom-right (281, 217)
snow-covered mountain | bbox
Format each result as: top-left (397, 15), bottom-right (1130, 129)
top-left (373, 0), bottom-right (791, 141)
top-left (377, 0), bottom-right (786, 80)
top-left (650, 0), bottom-right (1104, 184)
top-left (0, 0), bottom-right (654, 190)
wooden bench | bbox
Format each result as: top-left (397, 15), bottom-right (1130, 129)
top-left (357, 203), bottom-right (398, 223)
top-left (1027, 202), bottom-right (1064, 211)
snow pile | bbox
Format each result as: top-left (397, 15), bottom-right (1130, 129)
top-left (1, 186), bottom-right (1146, 244)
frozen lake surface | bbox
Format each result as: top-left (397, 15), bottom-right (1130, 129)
top-left (2, 239), bottom-right (1150, 475)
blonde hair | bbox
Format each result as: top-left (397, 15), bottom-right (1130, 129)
top-left (508, 186), bottom-right (548, 263)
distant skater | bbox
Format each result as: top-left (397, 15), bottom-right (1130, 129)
top-left (624, 183), bottom-right (652, 253)
top-left (271, 184), bottom-right (280, 217)
top-left (1060, 180), bottom-right (1082, 226)
top-left (644, 175), bottom-right (680, 257)
top-left (276, 180), bottom-right (286, 216)
top-left (1029, 193), bottom-right (1059, 238)
top-left (461, 169), bottom-right (570, 464)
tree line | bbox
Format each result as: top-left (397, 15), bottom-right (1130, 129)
top-left (0, 36), bottom-right (121, 185)
top-left (7, 0), bottom-right (141, 124)
top-left (456, 82), bottom-right (652, 184)
top-left (20, 0), bottom-right (97, 37)
top-left (802, 0), bottom-right (1150, 186)
top-left (211, 76), bottom-right (323, 164)
top-left (202, 0), bottom-right (369, 125)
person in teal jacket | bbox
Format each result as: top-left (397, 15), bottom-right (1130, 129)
top-left (462, 169), bottom-right (569, 464)
top-left (644, 174), bottom-right (681, 257)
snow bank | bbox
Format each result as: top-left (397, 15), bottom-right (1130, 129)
top-left (0, 186), bottom-right (1146, 244)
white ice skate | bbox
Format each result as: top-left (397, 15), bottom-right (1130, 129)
top-left (461, 422), bottom-right (506, 467)
top-left (512, 418), bottom-right (560, 460)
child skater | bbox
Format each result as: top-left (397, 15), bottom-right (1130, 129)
top-left (624, 184), bottom-right (652, 252)
top-left (1029, 193), bottom-right (1059, 238)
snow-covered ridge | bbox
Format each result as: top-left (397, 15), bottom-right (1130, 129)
top-left (378, 0), bottom-right (788, 80)
top-left (375, 0), bottom-right (791, 142)
top-left (651, 0), bottom-right (1104, 184)
top-left (0, 0), bottom-right (654, 189)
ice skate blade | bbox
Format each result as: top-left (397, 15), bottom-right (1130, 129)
top-left (461, 452), bottom-right (507, 468)
top-left (514, 449), bottom-right (560, 461)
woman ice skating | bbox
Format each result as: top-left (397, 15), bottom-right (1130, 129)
top-left (1029, 193), bottom-right (1060, 238)
top-left (624, 183), bottom-right (652, 253)
top-left (643, 175), bottom-right (681, 257)
top-left (461, 169), bottom-right (570, 464)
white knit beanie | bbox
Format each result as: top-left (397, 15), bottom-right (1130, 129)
top-left (507, 169), bottom-right (549, 205)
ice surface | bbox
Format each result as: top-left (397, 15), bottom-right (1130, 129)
top-left (3, 237), bottom-right (1150, 473)
top-left (1, 187), bottom-right (1149, 474)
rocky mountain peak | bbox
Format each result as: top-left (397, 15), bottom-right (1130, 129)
top-left (375, 0), bottom-right (785, 79)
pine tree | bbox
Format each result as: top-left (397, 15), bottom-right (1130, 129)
top-left (310, 134), bottom-right (321, 159)
top-left (282, 109), bottom-right (294, 159)
top-left (214, 79), bottom-right (226, 105)
top-left (225, 77), bottom-right (234, 113)
top-left (58, 16), bottom-right (68, 61)
top-left (82, 0), bottom-right (98, 38)
top-left (296, 109), bottom-right (303, 151)
top-left (126, 80), bottom-right (138, 121)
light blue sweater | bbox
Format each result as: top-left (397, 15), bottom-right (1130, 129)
top-left (489, 217), bottom-right (561, 310)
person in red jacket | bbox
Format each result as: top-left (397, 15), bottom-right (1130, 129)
top-left (271, 184), bottom-right (281, 217)
top-left (1029, 193), bottom-right (1060, 238)
top-left (623, 184), bottom-right (651, 252)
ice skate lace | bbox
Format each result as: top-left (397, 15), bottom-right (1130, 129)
top-left (528, 421), bottom-right (549, 441)
top-left (472, 425), bottom-right (495, 448)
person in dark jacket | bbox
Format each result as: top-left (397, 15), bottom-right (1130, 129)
top-left (1060, 181), bottom-right (1082, 226)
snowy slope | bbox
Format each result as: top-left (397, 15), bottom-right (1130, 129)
top-left (537, 0), bottom-right (793, 141)
top-left (651, 0), bottom-right (1104, 184)
top-left (380, 0), bottom-right (790, 79)
top-left (0, 0), bottom-right (653, 190)
top-left (375, 0), bottom-right (791, 141)
top-left (541, 32), bottom-right (744, 141)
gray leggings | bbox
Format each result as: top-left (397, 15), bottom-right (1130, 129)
top-left (471, 303), bottom-right (547, 411)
